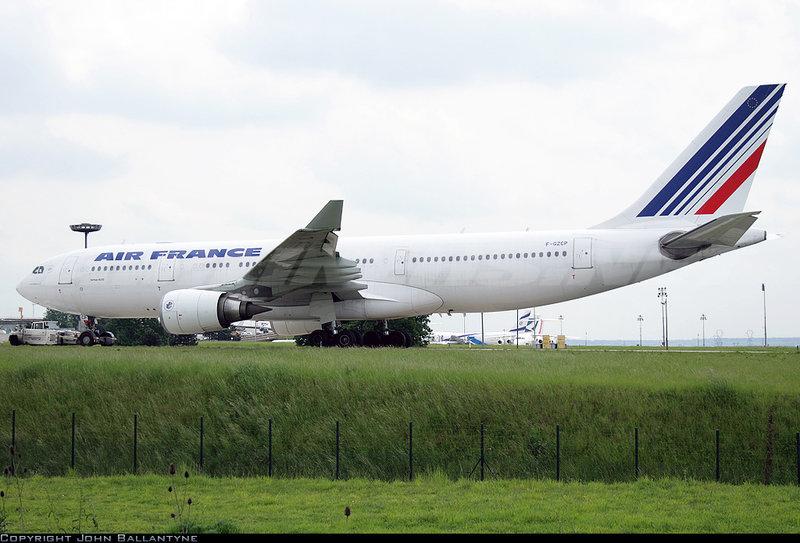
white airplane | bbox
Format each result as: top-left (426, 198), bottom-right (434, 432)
top-left (428, 310), bottom-right (538, 345)
top-left (16, 84), bottom-right (784, 347)
top-left (449, 309), bottom-right (540, 345)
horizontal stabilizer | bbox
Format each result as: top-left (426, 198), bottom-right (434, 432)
top-left (660, 211), bottom-right (759, 259)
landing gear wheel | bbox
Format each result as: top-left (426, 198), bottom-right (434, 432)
top-left (321, 330), bottom-right (337, 347)
top-left (385, 330), bottom-right (406, 348)
top-left (78, 331), bottom-right (96, 347)
top-left (307, 330), bottom-right (325, 347)
top-left (336, 330), bottom-right (358, 348)
top-left (362, 330), bottom-right (381, 348)
top-left (98, 331), bottom-right (116, 347)
top-left (9, 335), bottom-right (21, 346)
top-left (401, 330), bottom-right (413, 348)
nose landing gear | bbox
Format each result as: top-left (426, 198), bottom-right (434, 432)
top-left (78, 316), bottom-right (116, 347)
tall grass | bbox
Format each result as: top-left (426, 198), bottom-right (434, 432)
top-left (1, 343), bottom-right (799, 483)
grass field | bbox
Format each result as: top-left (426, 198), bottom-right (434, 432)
top-left (1, 342), bottom-right (800, 484)
top-left (2, 474), bottom-right (800, 533)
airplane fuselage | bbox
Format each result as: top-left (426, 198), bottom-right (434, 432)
top-left (16, 227), bottom-right (761, 327)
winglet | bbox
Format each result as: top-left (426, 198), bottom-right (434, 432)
top-left (306, 200), bottom-right (343, 231)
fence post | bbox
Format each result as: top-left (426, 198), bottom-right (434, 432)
top-left (480, 423), bottom-right (485, 482)
top-left (133, 413), bottom-right (139, 474)
top-left (335, 420), bottom-right (340, 480)
top-left (199, 416), bottom-right (205, 470)
top-left (795, 432), bottom-right (799, 486)
top-left (634, 427), bottom-right (639, 479)
top-left (715, 428), bottom-right (720, 482)
top-left (556, 424), bottom-right (561, 482)
top-left (408, 421), bottom-right (414, 481)
top-left (71, 412), bottom-right (76, 471)
top-left (268, 418), bottom-right (273, 478)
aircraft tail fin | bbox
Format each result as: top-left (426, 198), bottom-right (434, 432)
top-left (509, 309), bottom-right (537, 333)
top-left (596, 84), bottom-right (785, 229)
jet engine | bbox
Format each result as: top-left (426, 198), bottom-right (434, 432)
top-left (160, 289), bottom-right (269, 335)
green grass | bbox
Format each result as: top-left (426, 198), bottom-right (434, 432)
top-left (1, 343), bottom-right (800, 483)
top-left (1, 474), bottom-right (799, 533)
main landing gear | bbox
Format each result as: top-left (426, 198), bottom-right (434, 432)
top-left (306, 321), bottom-right (412, 348)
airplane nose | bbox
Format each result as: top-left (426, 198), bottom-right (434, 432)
top-left (16, 278), bottom-right (28, 299)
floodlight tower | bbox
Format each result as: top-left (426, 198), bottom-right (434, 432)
top-left (658, 287), bottom-right (669, 350)
top-left (70, 223), bottom-right (102, 248)
top-left (762, 283), bottom-right (768, 347)
top-left (637, 314), bottom-right (644, 347)
top-left (700, 313), bottom-right (707, 347)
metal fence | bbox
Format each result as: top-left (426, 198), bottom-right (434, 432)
top-left (6, 409), bottom-right (800, 484)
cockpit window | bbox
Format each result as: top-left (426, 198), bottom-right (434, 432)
top-left (32, 266), bottom-right (45, 274)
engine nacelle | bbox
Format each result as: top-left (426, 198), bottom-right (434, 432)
top-left (270, 320), bottom-right (321, 338)
top-left (160, 289), bottom-right (268, 335)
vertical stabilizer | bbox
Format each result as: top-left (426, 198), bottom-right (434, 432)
top-left (596, 84), bottom-right (785, 228)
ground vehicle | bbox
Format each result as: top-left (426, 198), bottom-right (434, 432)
top-left (8, 321), bottom-right (115, 346)
top-left (8, 321), bottom-right (79, 346)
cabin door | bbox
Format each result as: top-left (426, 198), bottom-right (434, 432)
top-left (58, 256), bottom-right (79, 284)
top-left (572, 237), bottom-right (593, 269)
top-left (158, 259), bottom-right (175, 281)
top-left (394, 249), bottom-right (407, 275)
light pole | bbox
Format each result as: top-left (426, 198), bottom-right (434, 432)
top-left (700, 314), bottom-right (707, 347)
top-left (762, 283), bottom-right (768, 347)
top-left (70, 223), bottom-right (102, 248)
top-left (637, 314), bottom-right (644, 347)
top-left (558, 315), bottom-right (564, 336)
top-left (658, 287), bottom-right (669, 350)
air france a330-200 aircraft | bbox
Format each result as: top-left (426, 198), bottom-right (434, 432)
top-left (16, 84), bottom-right (785, 347)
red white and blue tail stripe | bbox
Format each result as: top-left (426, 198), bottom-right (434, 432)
top-left (598, 84), bottom-right (785, 227)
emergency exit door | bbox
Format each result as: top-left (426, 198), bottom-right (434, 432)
top-left (394, 249), bottom-right (407, 275)
top-left (572, 237), bottom-right (593, 269)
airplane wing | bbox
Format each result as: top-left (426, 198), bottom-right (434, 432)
top-left (660, 211), bottom-right (760, 259)
top-left (210, 200), bottom-right (365, 303)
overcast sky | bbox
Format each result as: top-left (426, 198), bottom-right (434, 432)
top-left (1, 0), bottom-right (798, 341)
